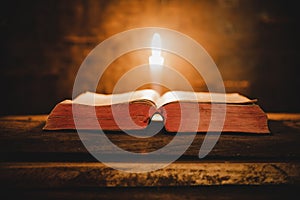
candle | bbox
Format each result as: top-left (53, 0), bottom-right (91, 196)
top-left (149, 33), bottom-right (164, 94)
top-left (149, 33), bottom-right (164, 68)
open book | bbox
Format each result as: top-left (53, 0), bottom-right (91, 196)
top-left (43, 89), bottom-right (270, 133)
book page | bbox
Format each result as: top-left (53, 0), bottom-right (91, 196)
top-left (72, 89), bottom-right (160, 106)
top-left (156, 91), bottom-right (257, 108)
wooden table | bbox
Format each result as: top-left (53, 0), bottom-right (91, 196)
top-left (0, 114), bottom-right (299, 199)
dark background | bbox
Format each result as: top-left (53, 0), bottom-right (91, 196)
top-left (1, 0), bottom-right (299, 115)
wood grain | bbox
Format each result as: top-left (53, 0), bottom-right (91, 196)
top-left (0, 114), bottom-right (299, 162)
top-left (1, 162), bottom-right (299, 188)
top-left (0, 114), bottom-right (299, 188)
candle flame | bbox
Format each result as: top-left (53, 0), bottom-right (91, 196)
top-left (149, 33), bottom-right (164, 66)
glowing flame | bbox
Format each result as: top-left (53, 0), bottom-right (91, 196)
top-left (149, 33), bottom-right (164, 67)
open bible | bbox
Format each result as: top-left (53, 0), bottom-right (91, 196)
top-left (43, 89), bottom-right (270, 133)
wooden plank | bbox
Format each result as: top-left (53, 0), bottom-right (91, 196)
top-left (0, 115), bottom-right (299, 189)
top-left (0, 115), bottom-right (300, 162)
top-left (267, 113), bottom-right (300, 121)
top-left (0, 162), bottom-right (299, 188)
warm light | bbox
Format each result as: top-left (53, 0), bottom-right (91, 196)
top-left (149, 33), bottom-right (164, 67)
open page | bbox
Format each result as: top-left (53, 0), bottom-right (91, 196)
top-left (156, 91), bottom-right (257, 108)
top-left (71, 89), bottom-right (160, 106)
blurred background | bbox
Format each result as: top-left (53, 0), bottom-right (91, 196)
top-left (1, 0), bottom-right (299, 115)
